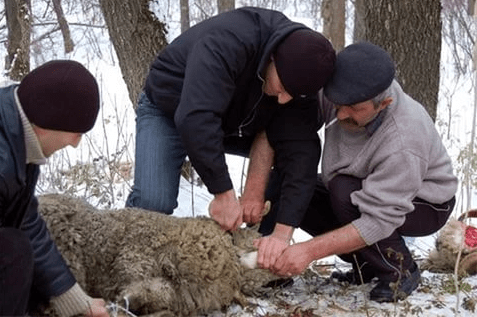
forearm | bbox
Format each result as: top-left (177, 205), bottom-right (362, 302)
top-left (271, 223), bottom-right (294, 243)
top-left (242, 131), bottom-right (274, 200)
top-left (306, 223), bottom-right (367, 260)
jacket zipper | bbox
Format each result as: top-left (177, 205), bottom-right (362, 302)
top-left (238, 73), bottom-right (265, 137)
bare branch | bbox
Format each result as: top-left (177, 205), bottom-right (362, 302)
top-left (51, 0), bottom-right (74, 53)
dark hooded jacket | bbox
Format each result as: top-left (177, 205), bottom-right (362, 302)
top-left (145, 7), bottom-right (326, 226)
top-left (0, 85), bottom-right (76, 298)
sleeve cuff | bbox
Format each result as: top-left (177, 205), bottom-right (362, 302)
top-left (50, 283), bottom-right (93, 317)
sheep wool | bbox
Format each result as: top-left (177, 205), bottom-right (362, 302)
top-left (36, 194), bottom-right (280, 317)
top-left (421, 213), bottom-right (477, 276)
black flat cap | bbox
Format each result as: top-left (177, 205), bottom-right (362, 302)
top-left (324, 42), bottom-right (395, 105)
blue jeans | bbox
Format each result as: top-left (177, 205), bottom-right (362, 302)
top-left (126, 93), bottom-right (186, 214)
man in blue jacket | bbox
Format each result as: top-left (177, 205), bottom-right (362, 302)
top-left (126, 7), bottom-right (336, 262)
top-left (0, 61), bottom-right (108, 316)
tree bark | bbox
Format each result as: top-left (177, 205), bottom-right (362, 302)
top-left (321, 0), bottom-right (345, 51)
top-left (354, 0), bottom-right (441, 121)
top-left (4, 0), bottom-right (31, 81)
top-left (353, 0), bottom-right (366, 43)
top-left (51, 0), bottom-right (74, 53)
top-left (180, 0), bottom-right (190, 33)
top-left (99, 0), bottom-right (168, 108)
top-left (217, 0), bottom-right (234, 14)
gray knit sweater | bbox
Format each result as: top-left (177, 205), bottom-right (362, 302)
top-left (319, 80), bottom-right (458, 245)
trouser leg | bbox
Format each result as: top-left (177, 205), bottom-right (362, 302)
top-left (0, 228), bottom-right (34, 316)
top-left (126, 92), bottom-right (186, 214)
top-left (326, 174), bottom-right (454, 282)
top-left (260, 171), bottom-right (455, 282)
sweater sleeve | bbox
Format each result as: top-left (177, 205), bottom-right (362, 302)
top-left (351, 150), bottom-right (426, 245)
top-left (50, 283), bottom-right (94, 317)
top-left (20, 196), bottom-right (77, 298)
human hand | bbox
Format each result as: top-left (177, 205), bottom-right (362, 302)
top-left (253, 235), bottom-right (289, 270)
top-left (209, 189), bottom-right (243, 231)
top-left (85, 298), bottom-right (109, 317)
top-left (271, 243), bottom-right (313, 277)
top-left (241, 199), bottom-right (270, 224)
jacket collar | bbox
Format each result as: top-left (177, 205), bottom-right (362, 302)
top-left (14, 87), bottom-right (47, 165)
top-left (365, 107), bottom-right (388, 135)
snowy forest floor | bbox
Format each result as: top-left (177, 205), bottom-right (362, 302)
top-left (204, 262), bottom-right (477, 317)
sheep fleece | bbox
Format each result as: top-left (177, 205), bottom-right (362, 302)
top-left (37, 194), bottom-right (278, 316)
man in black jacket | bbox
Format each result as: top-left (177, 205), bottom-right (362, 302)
top-left (126, 7), bottom-right (336, 263)
top-left (0, 61), bottom-right (108, 316)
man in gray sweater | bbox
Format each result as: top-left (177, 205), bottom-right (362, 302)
top-left (257, 42), bottom-right (457, 302)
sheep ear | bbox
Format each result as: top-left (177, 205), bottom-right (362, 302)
top-left (263, 200), bottom-right (271, 216)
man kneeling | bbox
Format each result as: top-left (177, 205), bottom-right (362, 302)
top-left (258, 42), bottom-right (457, 303)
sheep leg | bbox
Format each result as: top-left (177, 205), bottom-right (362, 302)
top-left (118, 277), bottom-right (180, 315)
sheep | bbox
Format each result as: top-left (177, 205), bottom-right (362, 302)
top-left (35, 193), bottom-right (281, 317)
top-left (421, 211), bottom-right (477, 277)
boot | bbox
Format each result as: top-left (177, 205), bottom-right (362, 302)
top-left (331, 269), bottom-right (375, 285)
top-left (369, 263), bottom-right (421, 302)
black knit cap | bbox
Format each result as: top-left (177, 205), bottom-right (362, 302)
top-left (274, 29), bottom-right (336, 97)
top-left (18, 60), bottom-right (100, 133)
top-left (324, 42), bottom-right (395, 105)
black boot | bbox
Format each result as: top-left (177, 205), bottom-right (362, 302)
top-left (331, 269), bottom-right (375, 285)
top-left (369, 263), bottom-right (421, 302)
top-left (331, 257), bottom-right (376, 285)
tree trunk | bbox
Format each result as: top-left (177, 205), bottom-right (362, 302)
top-left (181, 0), bottom-right (190, 33)
top-left (217, 0), bottom-right (234, 14)
top-left (353, 0), bottom-right (366, 43)
top-left (321, 0), bottom-right (345, 51)
top-left (4, 0), bottom-right (31, 81)
top-left (354, 0), bottom-right (441, 121)
top-left (98, 0), bottom-right (168, 108)
top-left (51, 0), bottom-right (74, 53)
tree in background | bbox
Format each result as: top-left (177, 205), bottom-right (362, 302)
top-left (321, 0), bottom-right (345, 51)
top-left (98, 0), bottom-right (168, 108)
top-left (454, 0), bottom-right (477, 210)
top-left (0, 0), bottom-right (474, 209)
top-left (354, 0), bottom-right (441, 121)
top-left (4, 0), bottom-right (30, 80)
top-left (51, 0), bottom-right (74, 54)
top-left (181, 0), bottom-right (190, 32)
top-left (217, 0), bottom-right (234, 14)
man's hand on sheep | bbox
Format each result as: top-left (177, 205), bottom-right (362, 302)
top-left (253, 223), bottom-right (293, 273)
top-left (209, 189), bottom-right (243, 231)
top-left (271, 242), bottom-right (313, 276)
top-left (241, 199), bottom-right (271, 225)
top-left (241, 199), bottom-right (265, 224)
